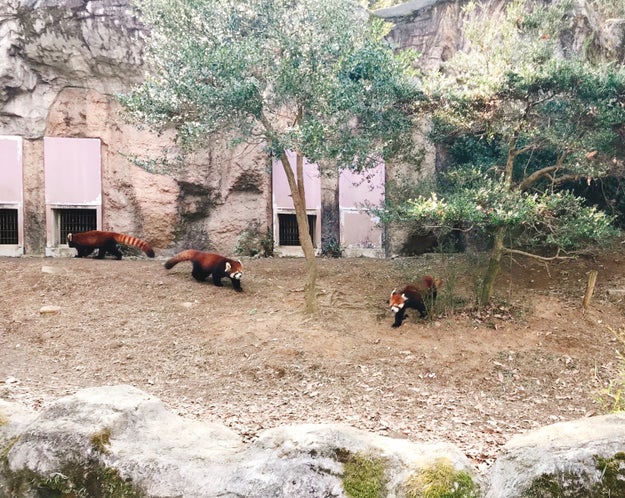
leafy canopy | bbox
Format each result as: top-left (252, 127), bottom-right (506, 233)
top-left (122, 0), bottom-right (421, 171)
top-left (393, 0), bottom-right (625, 256)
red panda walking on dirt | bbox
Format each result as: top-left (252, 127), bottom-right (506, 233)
top-left (67, 231), bottom-right (155, 259)
top-left (164, 250), bottom-right (243, 292)
top-left (389, 275), bottom-right (442, 328)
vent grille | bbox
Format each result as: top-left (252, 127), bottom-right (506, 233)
top-left (0, 209), bottom-right (18, 244)
top-left (57, 209), bottom-right (97, 241)
top-left (278, 213), bottom-right (316, 246)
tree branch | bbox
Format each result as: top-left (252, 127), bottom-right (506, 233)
top-left (518, 165), bottom-right (560, 191)
top-left (518, 150), bottom-right (570, 192)
top-left (502, 246), bottom-right (576, 261)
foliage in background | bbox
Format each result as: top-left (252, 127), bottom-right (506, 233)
top-left (121, 0), bottom-right (420, 314)
top-left (235, 222), bottom-right (274, 257)
top-left (385, 0), bottom-right (625, 305)
top-left (587, 0), bottom-right (625, 18)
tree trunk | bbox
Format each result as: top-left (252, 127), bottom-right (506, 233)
top-left (479, 144), bottom-right (516, 305)
top-left (279, 151), bottom-right (318, 314)
top-left (480, 226), bottom-right (505, 305)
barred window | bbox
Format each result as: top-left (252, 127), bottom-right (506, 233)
top-left (0, 209), bottom-right (18, 245)
top-left (56, 209), bottom-right (97, 242)
top-left (278, 213), bottom-right (316, 246)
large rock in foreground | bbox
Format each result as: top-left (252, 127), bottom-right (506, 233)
top-left (0, 385), bottom-right (476, 497)
top-left (2, 385), bottom-right (625, 497)
top-left (484, 413), bottom-right (625, 497)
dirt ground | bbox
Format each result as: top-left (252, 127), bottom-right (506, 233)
top-left (1, 247), bottom-right (625, 470)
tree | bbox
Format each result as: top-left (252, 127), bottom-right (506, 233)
top-left (389, 0), bottom-right (625, 305)
top-left (120, 0), bottom-right (419, 313)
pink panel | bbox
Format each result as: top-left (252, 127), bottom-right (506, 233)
top-left (0, 136), bottom-right (23, 203)
top-left (272, 150), bottom-right (321, 209)
top-left (341, 211), bottom-right (383, 247)
top-left (339, 163), bottom-right (385, 208)
top-left (44, 137), bottom-right (101, 204)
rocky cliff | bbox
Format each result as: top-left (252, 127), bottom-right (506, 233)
top-left (1, 0), bottom-right (623, 254)
top-left (0, 0), bottom-right (270, 255)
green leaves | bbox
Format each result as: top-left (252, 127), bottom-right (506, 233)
top-left (402, 170), bottom-right (619, 254)
top-left (123, 0), bottom-right (418, 167)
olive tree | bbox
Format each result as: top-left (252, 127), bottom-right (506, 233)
top-left (390, 0), bottom-right (625, 305)
top-left (121, 0), bottom-right (419, 313)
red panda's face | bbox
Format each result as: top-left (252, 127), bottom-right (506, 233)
top-left (389, 289), bottom-right (407, 313)
top-left (226, 260), bottom-right (243, 280)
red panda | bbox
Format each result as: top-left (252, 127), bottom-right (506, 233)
top-left (164, 250), bottom-right (243, 292)
top-left (389, 275), bottom-right (442, 328)
top-left (67, 230), bottom-right (155, 259)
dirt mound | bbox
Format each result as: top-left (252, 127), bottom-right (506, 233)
top-left (1, 250), bottom-right (624, 468)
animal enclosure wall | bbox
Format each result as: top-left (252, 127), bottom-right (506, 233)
top-left (0, 136), bottom-right (24, 256)
top-left (44, 137), bottom-right (102, 257)
top-left (272, 152), bottom-right (385, 257)
top-left (339, 164), bottom-right (385, 258)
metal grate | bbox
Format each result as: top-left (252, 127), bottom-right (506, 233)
top-left (278, 213), bottom-right (316, 246)
top-left (0, 209), bottom-right (18, 244)
top-left (57, 209), bottom-right (97, 242)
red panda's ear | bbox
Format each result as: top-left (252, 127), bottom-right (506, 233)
top-left (225, 262), bottom-right (231, 272)
top-left (390, 288), bottom-right (397, 297)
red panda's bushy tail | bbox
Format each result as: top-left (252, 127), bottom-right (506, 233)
top-left (112, 233), bottom-right (155, 257)
top-left (164, 249), bottom-right (199, 269)
top-left (422, 275), bottom-right (443, 290)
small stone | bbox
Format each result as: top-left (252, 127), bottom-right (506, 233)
top-left (39, 305), bottom-right (61, 314)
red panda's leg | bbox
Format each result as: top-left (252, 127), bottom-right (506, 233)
top-left (211, 273), bottom-right (224, 287)
top-left (191, 263), bottom-right (209, 282)
top-left (230, 277), bottom-right (242, 292)
top-left (392, 307), bottom-right (407, 328)
top-left (411, 299), bottom-right (428, 318)
top-left (76, 246), bottom-right (93, 258)
top-left (109, 244), bottom-right (123, 260)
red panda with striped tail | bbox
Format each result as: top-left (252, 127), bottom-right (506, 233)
top-left (164, 250), bottom-right (243, 292)
top-left (67, 231), bottom-right (155, 259)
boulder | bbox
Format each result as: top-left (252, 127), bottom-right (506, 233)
top-left (484, 413), bottom-right (625, 497)
top-left (0, 385), bottom-right (477, 497)
top-left (3, 385), bottom-right (625, 497)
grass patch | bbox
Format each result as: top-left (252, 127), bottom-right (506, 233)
top-left (8, 463), bottom-right (144, 498)
top-left (339, 449), bottom-right (388, 498)
top-left (522, 453), bottom-right (625, 497)
top-left (597, 327), bottom-right (625, 413)
top-left (90, 427), bottom-right (112, 455)
top-left (404, 457), bottom-right (479, 498)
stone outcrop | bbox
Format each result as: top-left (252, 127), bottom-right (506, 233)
top-left (377, 0), bottom-right (625, 70)
top-left (484, 414), bottom-right (625, 497)
top-left (2, 385), bottom-right (625, 497)
top-left (0, 0), bottom-right (271, 255)
top-left (0, 385), bottom-right (478, 497)
top-left (0, 0), bottom-right (146, 138)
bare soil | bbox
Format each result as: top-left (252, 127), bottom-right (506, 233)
top-left (1, 248), bottom-right (625, 470)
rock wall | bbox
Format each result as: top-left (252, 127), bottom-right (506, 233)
top-left (0, 0), bottom-right (271, 255)
top-left (1, 0), bottom-right (622, 256)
